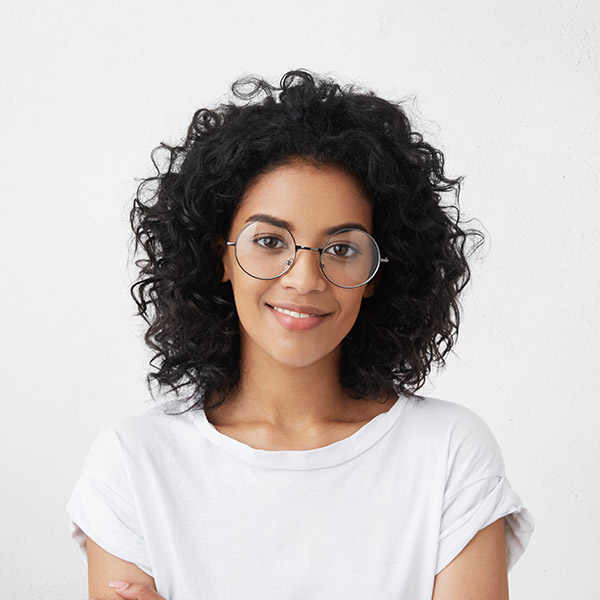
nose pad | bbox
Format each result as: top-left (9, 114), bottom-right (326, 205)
top-left (279, 248), bottom-right (327, 292)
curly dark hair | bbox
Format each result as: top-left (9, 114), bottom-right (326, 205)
top-left (130, 69), bottom-right (483, 413)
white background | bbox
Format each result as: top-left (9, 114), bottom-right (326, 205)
top-left (1, 0), bottom-right (599, 597)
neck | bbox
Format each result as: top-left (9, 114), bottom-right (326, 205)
top-left (208, 343), bottom-right (374, 431)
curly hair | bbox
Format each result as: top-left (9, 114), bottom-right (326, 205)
top-left (130, 69), bottom-right (483, 413)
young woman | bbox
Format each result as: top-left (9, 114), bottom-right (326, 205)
top-left (67, 70), bottom-right (534, 599)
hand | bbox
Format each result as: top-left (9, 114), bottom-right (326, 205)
top-left (92, 581), bottom-right (166, 599)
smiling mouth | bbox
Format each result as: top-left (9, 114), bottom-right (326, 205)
top-left (266, 303), bottom-right (330, 319)
top-left (270, 306), bottom-right (320, 319)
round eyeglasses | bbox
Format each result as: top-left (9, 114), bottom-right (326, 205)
top-left (226, 221), bottom-right (389, 289)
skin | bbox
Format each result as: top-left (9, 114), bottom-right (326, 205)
top-left (210, 159), bottom-right (395, 447)
top-left (87, 159), bottom-right (510, 599)
top-left (432, 518), bottom-right (508, 599)
top-left (86, 537), bottom-right (156, 599)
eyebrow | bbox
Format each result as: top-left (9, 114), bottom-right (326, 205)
top-left (244, 213), bottom-right (369, 236)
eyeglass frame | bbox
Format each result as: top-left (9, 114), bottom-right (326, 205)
top-left (225, 221), bottom-right (389, 289)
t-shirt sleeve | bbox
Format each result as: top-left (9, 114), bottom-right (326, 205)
top-left (66, 425), bottom-right (153, 577)
top-left (435, 409), bottom-right (534, 575)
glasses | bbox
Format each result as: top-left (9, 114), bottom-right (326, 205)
top-left (226, 221), bottom-right (389, 289)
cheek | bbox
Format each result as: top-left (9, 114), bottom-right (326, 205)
top-left (346, 290), bottom-right (368, 315)
top-left (229, 275), bottom-right (268, 322)
top-left (337, 291), bottom-right (367, 334)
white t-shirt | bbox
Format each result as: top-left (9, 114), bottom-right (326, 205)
top-left (66, 395), bottom-right (534, 599)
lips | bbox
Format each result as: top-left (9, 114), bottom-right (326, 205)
top-left (266, 303), bottom-right (331, 331)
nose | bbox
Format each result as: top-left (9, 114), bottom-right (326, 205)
top-left (279, 247), bottom-right (328, 294)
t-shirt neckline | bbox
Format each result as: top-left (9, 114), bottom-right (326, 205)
top-left (193, 395), bottom-right (408, 470)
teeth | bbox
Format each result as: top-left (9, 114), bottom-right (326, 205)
top-left (272, 306), bottom-right (318, 319)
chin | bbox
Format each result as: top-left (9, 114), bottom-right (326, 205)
top-left (267, 344), bottom-right (339, 371)
top-left (277, 357), bottom-right (326, 370)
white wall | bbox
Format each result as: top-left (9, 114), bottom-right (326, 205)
top-left (1, 0), bottom-right (598, 597)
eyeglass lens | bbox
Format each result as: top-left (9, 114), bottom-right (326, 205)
top-left (233, 222), bottom-right (380, 288)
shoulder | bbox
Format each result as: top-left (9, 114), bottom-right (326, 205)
top-left (82, 400), bottom-right (197, 474)
top-left (401, 395), bottom-right (498, 440)
top-left (398, 395), bottom-right (505, 476)
top-left (113, 400), bottom-right (193, 438)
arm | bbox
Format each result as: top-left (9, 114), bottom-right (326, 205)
top-left (432, 518), bottom-right (509, 600)
top-left (87, 537), bottom-right (158, 599)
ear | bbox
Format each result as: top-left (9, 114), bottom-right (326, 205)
top-left (211, 236), bottom-right (231, 283)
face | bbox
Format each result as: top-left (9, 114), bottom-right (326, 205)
top-left (221, 159), bottom-right (376, 371)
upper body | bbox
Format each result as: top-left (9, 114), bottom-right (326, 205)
top-left (67, 70), bottom-right (534, 599)
top-left (68, 395), bottom-right (533, 599)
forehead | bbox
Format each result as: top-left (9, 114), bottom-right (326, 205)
top-left (232, 160), bottom-right (373, 235)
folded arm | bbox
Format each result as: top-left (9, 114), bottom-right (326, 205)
top-left (87, 537), bottom-right (160, 600)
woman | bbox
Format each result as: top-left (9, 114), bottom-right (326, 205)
top-left (67, 70), bottom-right (534, 599)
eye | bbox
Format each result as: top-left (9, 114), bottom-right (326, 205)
top-left (255, 236), bottom-right (286, 250)
top-left (324, 243), bottom-right (358, 258)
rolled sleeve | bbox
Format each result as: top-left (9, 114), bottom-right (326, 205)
top-left (435, 407), bottom-right (535, 574)
top-left (66, 427), bottom-right (153, 576)
top-left (436, 474), bottom-right (534, 574)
